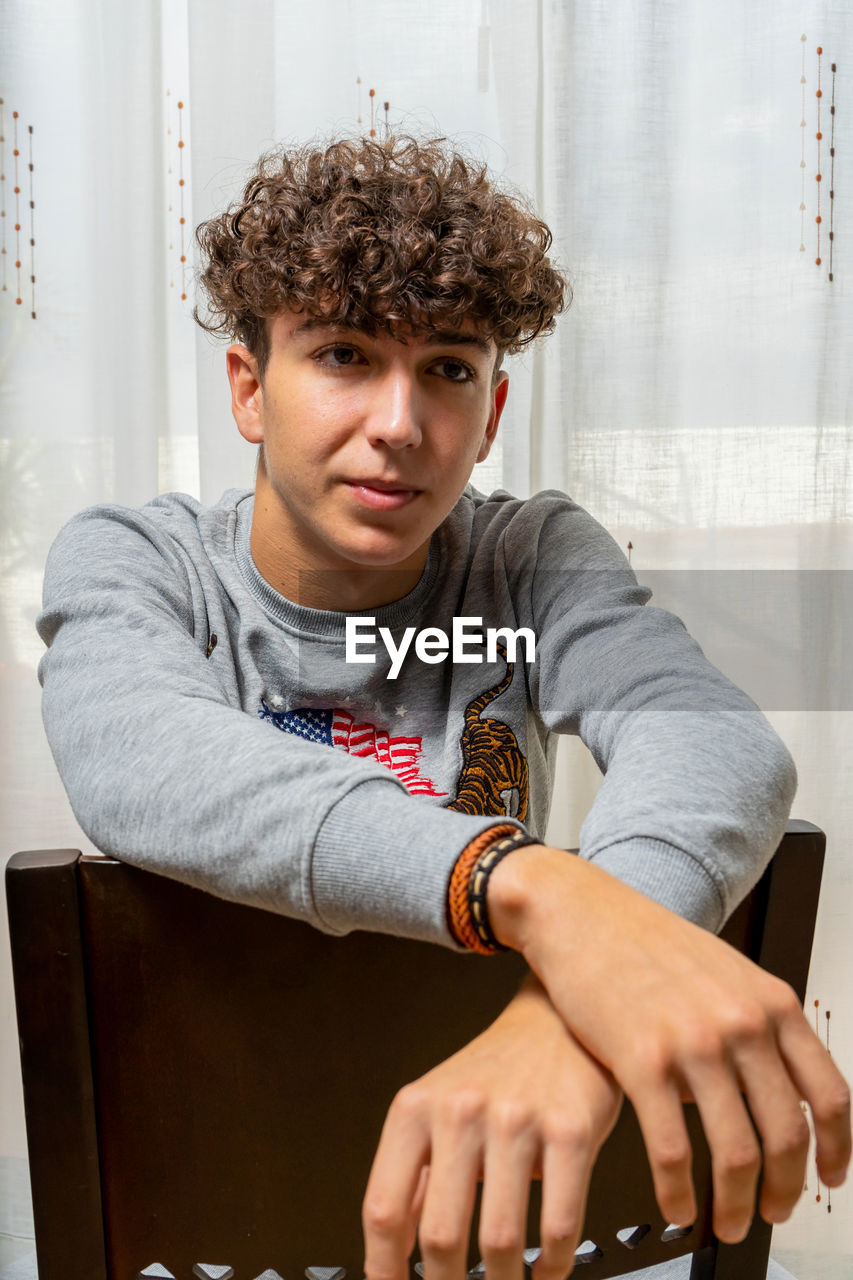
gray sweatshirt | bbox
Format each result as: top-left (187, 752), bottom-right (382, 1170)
top-left (37, 485), bottom-right (796, 948)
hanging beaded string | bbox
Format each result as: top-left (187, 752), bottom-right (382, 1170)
top-left (816, 47), bottom-right (823, 268)
top-left (166, 91), bottom-right (189, 302)
top-left (369, 87), bottom-right (376, 138)
top-left (800, 34), bottom-right (807, 254)
top-left (829, 63), bottom-right (837, 282)
top-left (12, 109), bottom-right (21, 306)
top-left (177, 98), bottom-right (187, 301)
top-left (356, 75), bottom-right (363, 126)
top-left (811, 999), bottom-right (836, 1212)
top-left (27, 124), bottom-right (35, 318)
top-left (383, 100), bottom-right (390, 139)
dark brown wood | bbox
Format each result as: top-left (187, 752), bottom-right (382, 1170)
top-left (6, 823), bottom-right (826, 1280)
top-left (5, 849), bottom-right (108, 1280)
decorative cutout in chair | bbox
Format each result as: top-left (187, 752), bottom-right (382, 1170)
top-left (6, 822), bottom-right (825, 1280)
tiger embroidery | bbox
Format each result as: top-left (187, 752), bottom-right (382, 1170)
top-left (448, 646), bottom-right (529, 823)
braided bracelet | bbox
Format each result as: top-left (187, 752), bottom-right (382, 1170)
top-left (447, 825), bottom-right (538, 954)
top-left (468, 828), bottom-right (539, 951)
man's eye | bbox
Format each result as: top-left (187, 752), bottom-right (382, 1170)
top-left (433, 359), bottom-right (474, 383)
top-left (316, 345), bottom-right (365, 367)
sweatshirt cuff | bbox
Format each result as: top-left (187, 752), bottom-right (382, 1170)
top-left (586, 837), bottom-right (726, 932)
top-left (311, 780), bottom-right (524, 948)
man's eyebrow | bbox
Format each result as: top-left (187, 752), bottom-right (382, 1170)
top-left (422, 330), bottom-right (493, 356)
top-left (292, 317), bottom-right (492, 356)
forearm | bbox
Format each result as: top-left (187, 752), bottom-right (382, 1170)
top-left (38, 507), bottom-right (517, 947)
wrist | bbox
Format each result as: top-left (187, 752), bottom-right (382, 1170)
top-left (487, 843), bottom-right (584, 954)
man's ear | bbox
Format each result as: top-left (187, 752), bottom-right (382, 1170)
top-left (477, 370), bottom-right (510, 463)
top-left (226, 345), bottom-right (264, 445)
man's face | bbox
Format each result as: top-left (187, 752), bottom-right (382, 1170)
top-left (227, 310), bottom-right (508, 607)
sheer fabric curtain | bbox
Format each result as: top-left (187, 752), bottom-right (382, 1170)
top-left (1, 2), bottom-right (850, 1275)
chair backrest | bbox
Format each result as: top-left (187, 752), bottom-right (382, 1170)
top-left (6, 821), bottom-right (825, 1280)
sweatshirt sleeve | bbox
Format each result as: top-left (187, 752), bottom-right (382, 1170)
top-left (36, 504), bottom-right (517, 948)
top-left (519, 493), bottom-right (797, 932)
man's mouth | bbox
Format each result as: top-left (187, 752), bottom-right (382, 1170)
top-left (343, 479), bottom-right (422, 511)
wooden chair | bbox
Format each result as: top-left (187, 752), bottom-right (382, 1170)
top-left (6, 821), bottom-right (824, 1280)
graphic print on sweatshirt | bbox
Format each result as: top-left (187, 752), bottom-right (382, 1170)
top-left (257, 701), bottom-right (447, 797)
top-left (448, 647), bottom-right (530, 822)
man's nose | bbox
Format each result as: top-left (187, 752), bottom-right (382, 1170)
top-left (364, 368), bottom-right (424, 449)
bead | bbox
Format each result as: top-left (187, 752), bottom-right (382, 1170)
top-left (831, 105), bottom-right (836, 114)
top-left (800, 202), bottom-right (806, 210)
top-left (13, 148), bottom-right (19, 156)
top-left (816, 215), bottom-right (822, 223)
top-left (801, 119), bottom-right (807, 126)
top-left (369, 88), bottom-right (375, 96)
top-left (829, 231), bottom-right (834, 240)
top-left (178, 100), bottom-right (184, 109)
top-left (12, 110), bottom-right (18, 118)
top-left (832, 63), bottom-right (837, 72)
top-left (13, 185), bottom-right (19, 193)
top-left (16, 297), bottom-right (21, 304)
top-left (817, 131), bottom-right (823, 139)
top-left (817, 46), bottom-right (823, 54)
top-left (15, 258), bottom-right (20, 266)
top-left (179, 178), bottom-right (184, 185)
top-left (801, 32), bottom-right (807, 40)
top-left (370, 128), bottom-right (376, 136)
top-left (181, 292), bottom-right (187, 300)
top-left (816, 257), bottom-right (821, 264)
top-left (830, 190), bottom-right (834, 198)
top-left (178, 139), bottom-right (184, 147)
top-left (801, 75), bottom-right (807, 83)
top-left (829, 273), bottom-right (834, 281)
top-left (179, 216), bottom-right (185, 223)
top-left (816, 89), bottom-right (823, 97)
top-left (180, 254), bottom-right (186, 262)
top-left (801, 160), bottom-right (806, 167)
top-left (800, 244), bottom-right (805, 251)
top-left (29, 237), bottom-right (33, 245)
top-left (817, 173), bottom-right (822, 180)
top-left (831, 147), bottom-right (835, 156)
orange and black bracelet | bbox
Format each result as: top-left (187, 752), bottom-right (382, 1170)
top-left (447, 825), bottom-right (538, 954)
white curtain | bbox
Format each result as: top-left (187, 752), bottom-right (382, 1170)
top-left (1, 2), bottom-right (851, 1274)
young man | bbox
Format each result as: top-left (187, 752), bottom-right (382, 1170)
top-left (38, 136), bottom-right (849, 1280)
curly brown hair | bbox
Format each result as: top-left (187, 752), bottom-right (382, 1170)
top-left (194, 135), bottom-right (568, 377)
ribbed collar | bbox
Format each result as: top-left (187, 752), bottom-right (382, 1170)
top-left (233, 493), bottom-right (445, 639)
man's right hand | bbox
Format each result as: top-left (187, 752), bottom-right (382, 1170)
top-left (487, 844), bottom-right (852, 1244)
top-left (362, 972), bottom-right (622, 1280)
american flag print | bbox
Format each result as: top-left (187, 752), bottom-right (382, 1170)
top-left (258, 701), bottom-right (447, 797)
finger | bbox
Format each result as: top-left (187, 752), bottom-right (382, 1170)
top-left (629, 1080), bottom-right (697, 1230)
top-left (734, 1045), bottom-right (810, 1225)
top-left (363, 1089), bottom-right (431, 1280)
top-left (417, 1099), bottom-right (484, 1280)
top-left (478, 1105), bottom-right (539, 1280)
top-left (685, 1061), bottom-right (761, 1244)
top-left (777, 1013), bottom-right (852, 1187)
top-left (533, 1122), bottom-right (599, 1280)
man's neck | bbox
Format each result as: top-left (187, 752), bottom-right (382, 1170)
top-left (248, 504), bottom-right (429, 612)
